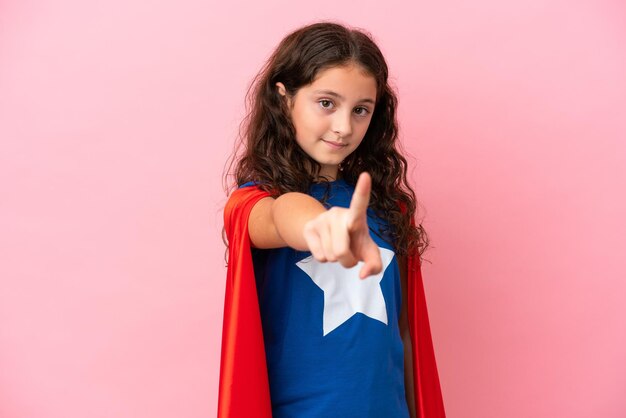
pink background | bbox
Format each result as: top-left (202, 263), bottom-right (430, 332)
top-left (1, 1), bottom-right (625, 417)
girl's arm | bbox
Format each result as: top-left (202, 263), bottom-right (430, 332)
top-left (398, 254), bottom-right (417, 418)
top-left (247, 172), bottom-right (383, 278)
top-left (248, 192), bottom-right (326, 250)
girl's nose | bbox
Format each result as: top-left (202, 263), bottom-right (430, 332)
top-left (331, 109), bottom-right (353, 138)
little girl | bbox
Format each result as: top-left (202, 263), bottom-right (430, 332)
top-left (218, 22), bottom-right (445, 418)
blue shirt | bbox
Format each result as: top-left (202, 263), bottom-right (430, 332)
top-left (239, 178), bottom-right (409, 418)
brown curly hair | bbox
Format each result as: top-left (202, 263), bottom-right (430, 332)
top-left (222, 21), bottom-right (430, 260)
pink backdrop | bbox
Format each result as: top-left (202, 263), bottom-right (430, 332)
top-left (1, 1), bottom-right (624, 417)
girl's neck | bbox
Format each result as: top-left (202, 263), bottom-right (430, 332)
top-left (315, 164), bottom-right (340, 183)
top-left (314, 173), bottom-right (341, 183)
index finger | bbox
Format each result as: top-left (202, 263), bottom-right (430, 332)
top-left (349, 171), bottom-right (372, 216)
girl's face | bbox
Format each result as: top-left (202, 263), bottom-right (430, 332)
top-left (276, 63), bottom-right (377, 181)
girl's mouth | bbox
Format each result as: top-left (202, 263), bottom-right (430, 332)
top-left (321, 139), bottom-right (347, 150)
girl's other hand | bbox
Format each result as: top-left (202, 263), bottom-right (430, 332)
top-left (302, 172), bottom-right (383, 279)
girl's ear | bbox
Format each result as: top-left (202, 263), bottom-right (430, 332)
top-left (275, 82), bottom-right (286, 96)
top-left (275, 82), bottom-right (292, 108)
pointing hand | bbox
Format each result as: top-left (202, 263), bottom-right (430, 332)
top-left (302, 172), bottom-right (383, 279)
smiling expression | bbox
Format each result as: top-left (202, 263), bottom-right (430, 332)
top-left (276, 63), bottom-right (377, 181)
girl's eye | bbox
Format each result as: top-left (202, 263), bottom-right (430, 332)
top-left (354, 107), bottom-right (370, 116)
top-left (319, 99), bottom-right (333, 109)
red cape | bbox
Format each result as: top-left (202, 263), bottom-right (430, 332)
top-left (217, 185), bottom-right (446, 417)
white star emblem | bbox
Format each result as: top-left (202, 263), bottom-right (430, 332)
top-left (296, 247), bottom-right (396, 336)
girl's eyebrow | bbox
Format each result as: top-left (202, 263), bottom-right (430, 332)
top-left (313, 89), bottom-right (375, 105)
